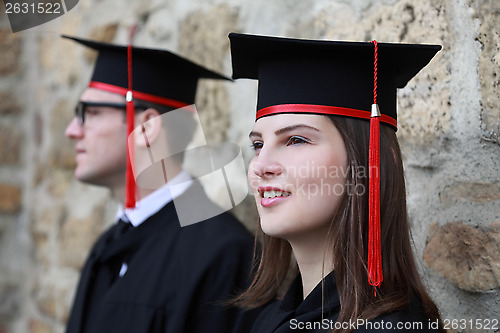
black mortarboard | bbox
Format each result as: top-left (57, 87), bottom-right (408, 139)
top-left (63, 35), bottom-right (230, 108)
top-left (229, 33), bottom-right (440, 128)
top-left (229, 32), bottom-right (441, 295)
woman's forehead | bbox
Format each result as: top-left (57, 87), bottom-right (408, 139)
top-left (252, 113), bottom-right (329, 132)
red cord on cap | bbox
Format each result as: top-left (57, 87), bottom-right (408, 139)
top-left (125, 25), bottom-right (138, 209)
top-left (368, 40), bottom-right (382, 296)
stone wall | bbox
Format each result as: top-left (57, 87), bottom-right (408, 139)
top-left (0, 0), bottom-right (498, 332)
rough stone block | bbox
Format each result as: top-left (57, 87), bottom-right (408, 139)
top-left (0, 285), bottom-right (20, 326)
top-left (29, 318), bottom-right (52, 333)
top-left (0, 28), bottom-right (21, 76)
top-left (371, 2), bottom-right (450, 145)
top-left (39, 34), bottom-right (79, 86)
top-left (0, 184), bottom-right (22, 214)
top-left (33, 161), bottom-right (46, 188)
top-left (32, 205), bottom-right (66, 236)
top-left (424, 221), bottom-right (500, 292)
top-left (439, 181), bottom-right (500, 207)
top-left (30, 205), bottom-right (67, 267)
top-left (0, 91), bottom-right (22, 115)
top-left (179, 4), bottom-right (238, 143)
top-left (0, 284), bottom-right (20, 312)
top-left (36, 292), bottom-right (56, 319)
top-left (476, 0), bottom-right (500, 144)
top-left (47, 169), bottom-right (74, 198)
top-left (0, 126), bottom-right (22, 165)
top-left (59, 203), bottom-right (106, 270)
top-left (84, 23), bottom-right (118, 63)
top-left (48, 99), bottom-right (77, 170)
top-left (32, 233), bottom-right (50, 267)
top-left (35, 282), bottom-right (72, 322)
top-left (305, 1), bottom-right (450, 145)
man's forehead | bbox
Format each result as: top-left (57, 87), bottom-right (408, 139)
top-left (80, 87), bottom-right (126, 103)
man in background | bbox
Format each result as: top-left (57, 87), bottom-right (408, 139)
top-left (63, 36), bottom-right (257, 333)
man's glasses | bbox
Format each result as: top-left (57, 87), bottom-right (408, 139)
top-left (75, 101), bottom-right (149, 125)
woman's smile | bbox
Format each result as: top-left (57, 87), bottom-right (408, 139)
top-left (258, 186), bottom-right (292, 207)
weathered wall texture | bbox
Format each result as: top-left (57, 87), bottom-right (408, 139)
top-left (0, 0), bottom-right (498, 332)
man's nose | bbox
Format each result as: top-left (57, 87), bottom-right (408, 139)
top-left (65, 117), bottom-right (84, 140)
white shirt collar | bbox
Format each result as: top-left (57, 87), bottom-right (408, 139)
top-left (115, 170), bottom-right (193, 227)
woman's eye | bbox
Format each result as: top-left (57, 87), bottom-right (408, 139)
top-left (286, 136), bottom-right (309, 146)
top-left (250, 141), bottom-right (263, 151)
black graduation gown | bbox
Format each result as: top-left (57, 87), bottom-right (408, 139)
top-left (65, 181), bottom-right (259, 333)
top-left (251, 272), bottom-right (439, 333)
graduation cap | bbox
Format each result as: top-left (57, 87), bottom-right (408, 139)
top-left (229, 32), bottom-right (441, 294)
top-left (63, 35), bottom-right (231, 208)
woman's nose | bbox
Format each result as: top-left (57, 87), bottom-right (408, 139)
top-left (251, 152), bottom-right (284, 178)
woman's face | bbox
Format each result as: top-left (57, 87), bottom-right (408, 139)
top-left (248, 114), bottom-right (348, 242)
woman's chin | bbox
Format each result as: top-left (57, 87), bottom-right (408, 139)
top-left (260, 218), bottom-right (292, 239)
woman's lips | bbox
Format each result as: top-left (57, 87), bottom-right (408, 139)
top-left (258, 187), bottom-right (292, 208)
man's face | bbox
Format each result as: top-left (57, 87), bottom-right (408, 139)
top-left (65, 88), bottom-right (129, 189)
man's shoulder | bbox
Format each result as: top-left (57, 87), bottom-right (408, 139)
top-left (180, 211), bottom-right (253, 246)
top-left (147, 203), bottom-right (253, 253)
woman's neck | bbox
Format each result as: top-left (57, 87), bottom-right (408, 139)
top-left (289, 230), bottom-right (334, 300)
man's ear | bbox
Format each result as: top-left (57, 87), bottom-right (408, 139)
top-left (134, 108), bottom-right (163, 147)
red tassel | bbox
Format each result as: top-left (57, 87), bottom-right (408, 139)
top-left (368, 40), bottom-right (382, 296)
top-left (368, 113), bottom-right (382, 294)
top-left (124, 43), bottom-right (136, 208)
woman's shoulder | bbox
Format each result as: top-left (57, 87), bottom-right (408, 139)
top-left (354, 298), bottom-right (439, 333)
top-left (249, 299), bottom-right (282, 331)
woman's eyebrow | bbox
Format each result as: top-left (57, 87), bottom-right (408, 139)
top-left (275, 124), bottom-right (320, 136)
top-left (248, 131), bottom-right (262, 138)
top-left (249, 124), bottom-right (319, 138)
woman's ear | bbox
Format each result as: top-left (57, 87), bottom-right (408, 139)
top-left (134, 108), bottom-right (163, 147)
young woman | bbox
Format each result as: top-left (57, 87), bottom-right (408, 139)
top-left (229, 33), bottom-right (444, 332)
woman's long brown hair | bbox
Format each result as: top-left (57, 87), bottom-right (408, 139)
top-left (234, 115), bottom-right (443, 332)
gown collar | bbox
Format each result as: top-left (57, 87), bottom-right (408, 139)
top-left (280, 270), bottom-right (340, 315)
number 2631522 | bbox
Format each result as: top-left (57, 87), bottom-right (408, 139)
top-left (5, 2), bottom-right (62, 14)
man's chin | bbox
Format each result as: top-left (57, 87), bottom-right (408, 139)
top-left (74, 170), bottom-right (103, 187)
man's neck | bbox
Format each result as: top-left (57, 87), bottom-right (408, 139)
top-left (111, 167), bottom-right (182, 205)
